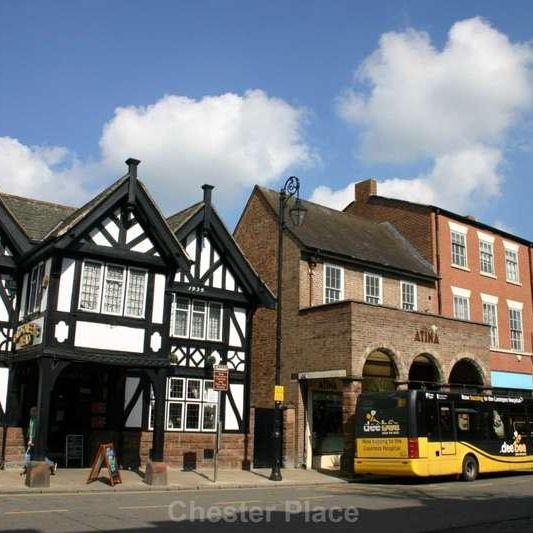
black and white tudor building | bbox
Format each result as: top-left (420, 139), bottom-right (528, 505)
top-left (0, 159), bottom-right (273, 480)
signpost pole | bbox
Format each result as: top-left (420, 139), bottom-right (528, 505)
top-left (212, 365), bottom-right (229, 483)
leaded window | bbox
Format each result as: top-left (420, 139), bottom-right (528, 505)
top-left (173, 297), bottom-right (190, 337)
top-left (324, 264), bottom-right (343, 303)
top-left (451, 231), bottom-right (467, 267)
top-left (102, 265), bottom-right (125, 314)
top-left (27, 262), bottom-right (45, 314)
top-left (79, 261), bottom-right (103, 311)
top-left (191, 301), bottom-right (207, 339)
top-left (207, 303), bottom-right (222, 341)
top-left (125, 268), bottom-right (147, 317)
top-left (171, 298), bottom-right (224, 341)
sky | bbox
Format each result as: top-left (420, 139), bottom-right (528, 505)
top-left (1, 1), bottom-right (533, 236)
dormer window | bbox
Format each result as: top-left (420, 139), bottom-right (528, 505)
top-left (79, 260), bottom-right (147, 318)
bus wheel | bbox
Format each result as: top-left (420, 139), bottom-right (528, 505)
top-left (461, 455), bottom-right (478, 482)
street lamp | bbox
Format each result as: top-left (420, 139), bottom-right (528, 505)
top-left (270, 176), bottom-right (307, 482)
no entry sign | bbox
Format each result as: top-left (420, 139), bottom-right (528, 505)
top-left (213, 365), bottom-right (229, 391)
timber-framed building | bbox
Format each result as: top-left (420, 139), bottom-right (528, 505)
top-left (0, 159), bottom-right (273, 478)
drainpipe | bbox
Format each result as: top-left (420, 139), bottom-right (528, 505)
top-left (434, 209), bottom-right (442, 315)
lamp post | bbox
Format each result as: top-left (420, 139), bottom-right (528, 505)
top-left (270, 176), bottom-right (307, 481)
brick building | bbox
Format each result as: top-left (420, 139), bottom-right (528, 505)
top-left (347, 179), bottom-right (533, 395)
top-left (234, 186), bottom-right (490, 474)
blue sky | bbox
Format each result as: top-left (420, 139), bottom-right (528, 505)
top-left (1, 1), bottom-right (533, 236)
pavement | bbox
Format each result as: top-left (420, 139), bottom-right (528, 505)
top-left (0, 466), bottom-right (348, 495)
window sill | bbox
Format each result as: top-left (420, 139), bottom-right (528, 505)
top-left (506, 279), bottom-right (522, 286)
top-left (490, 347), bottom-right (532, 356)
top-left (451, 264), bottom-right (470, 272)
top-left (480, 271), bottom-right (497, 279)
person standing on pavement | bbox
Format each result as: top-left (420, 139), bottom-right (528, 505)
top-left (23, 406), bottom-right (57, 475)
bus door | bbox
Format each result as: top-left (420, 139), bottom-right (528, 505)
top-left (438, 403), bottom-right (456, 455)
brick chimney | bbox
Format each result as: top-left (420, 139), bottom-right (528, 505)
top-left (355, 178), bottom-right (377, 203)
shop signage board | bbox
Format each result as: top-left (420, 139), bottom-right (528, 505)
top-left (87, 443), bottom-right (122, 486)
top-left (65, 434), bottom-right (83, 467)
top-left (213, 365), bottom-right (229, 391)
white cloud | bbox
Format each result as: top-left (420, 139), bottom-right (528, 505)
top-left (0, 137), bottom-right (89, 205)
top-left (310, 145), bottom-right (502, 212)
top-left (320, 17), bottom-right (533, 215)
top-left (0, 90), bottom-right (314, 212)
top-left (99, 90), bottom-right (315, 211)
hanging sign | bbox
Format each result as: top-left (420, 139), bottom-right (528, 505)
top-left (213, 365), bottom-right (229, 391)
top-left (87, 443), bottom-right (122, 486)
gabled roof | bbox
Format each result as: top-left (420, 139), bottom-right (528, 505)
top-left (167, 202), bottom-right (204, 233)
top-left (258, 186), bottom-right (437, 280)
top-left (0, 193), bottom-right (76, 241)
top-left (168, 194), bottom-right (276, 308)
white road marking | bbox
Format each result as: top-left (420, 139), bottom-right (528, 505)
top-left (5, 509), bottom-right (70, 515)
top-left (119, 505), bottom-right (170, 510)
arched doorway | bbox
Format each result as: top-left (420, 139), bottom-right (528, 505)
top-left (362, 350), bottom-right (398, 392)
top-left (449, 359), bottom-right (484, 389)
top-left (408, 354), bottom-right (441, 389)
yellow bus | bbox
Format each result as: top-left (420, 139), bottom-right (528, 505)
top-left (355, 390), bottom-right (533, 481)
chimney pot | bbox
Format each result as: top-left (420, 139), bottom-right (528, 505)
top-left (202, 184), bottom-right (214, 205)
top-left (355, 178), bottom-right (377, 203)
top-left (125, 158), bottom-right (141, 178)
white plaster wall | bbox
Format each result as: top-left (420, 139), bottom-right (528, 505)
top-left (0, 278), bottom-right (8, 322)
top-left (74, 321), bottom-right (145, 353)
top-left (0, 367), bottom-right (8, 413)
top-left (151, 274), bottom-right (166, 324)
top-left (199, 237), bottom-right (211, 278)
top-left (224, 383), bottom-right (244, 431)
top-left (124, 376), bottom-right (143, 428)
top-left (57, 258), bottom-right (75, 312)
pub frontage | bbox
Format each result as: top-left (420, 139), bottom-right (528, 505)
top-left (0, 159), bottom-right (274, 486)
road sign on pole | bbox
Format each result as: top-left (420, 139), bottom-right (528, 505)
top-left (213, 365), bottom-right (229, 482)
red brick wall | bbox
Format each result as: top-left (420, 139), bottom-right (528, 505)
top-left (345, 193), bottom-right (435, 263)
top-left (121, 429), bottom-right (254, 469)
top-left (437, 213), bottom-right (533, 377)
top-left (2, 427), bottom-right (25, 468)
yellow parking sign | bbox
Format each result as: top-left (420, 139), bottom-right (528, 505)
top-left (274, 385), bottom-right (285, 402)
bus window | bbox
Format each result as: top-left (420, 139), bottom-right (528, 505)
top-left (455, 407), bottom-right (482, 440)
top-left (439, 405), bottom-right (454, 441)
top-left (511, 418), bottom-right (527, 437)
top-left (492, 409), bottom-right (505, 438)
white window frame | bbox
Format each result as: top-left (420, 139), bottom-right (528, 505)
top-left (400, 281), bottom-right (417, 311)
top-left (190, 300), bottom-right (207, 340)
top-left (186, 378), bottom-right (202, 401)
top-left (27, 262), bottom-right (45, 315)
top-left (451, 230), bottom-right (468, 268)
top-left (482, 301), bottom-right (499, 349)
top-left (452, 288), bottom-right (471, 321)
top-left (324, 264), bottom-right (344, 304)
top-left (201, 402), bottom-right (218, 432)
top-left (166, 401), bottom-right (184, 431)
top-left (508, 300), bottom-right (524, 352)
top-left (207, 302), bottom-right (223, 341)
top-left (504, 244), bottom-right (520, 284)
top-left (78, 260), bottom-right (104, 313)
top-left (167, 377), bottom-right (185, 400)
top-left (172, 296), bottom-right (190, 338)
top-left (184, 402), bottom-right (202, 431)
top-left (364, 272), bottom-right (382, 305)
top-left (101, 263), bottom-right (126, 316)
top-left (124, 267), bottom-right (148, 318)
top-left (479, 239), bottom-right (495, 276)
